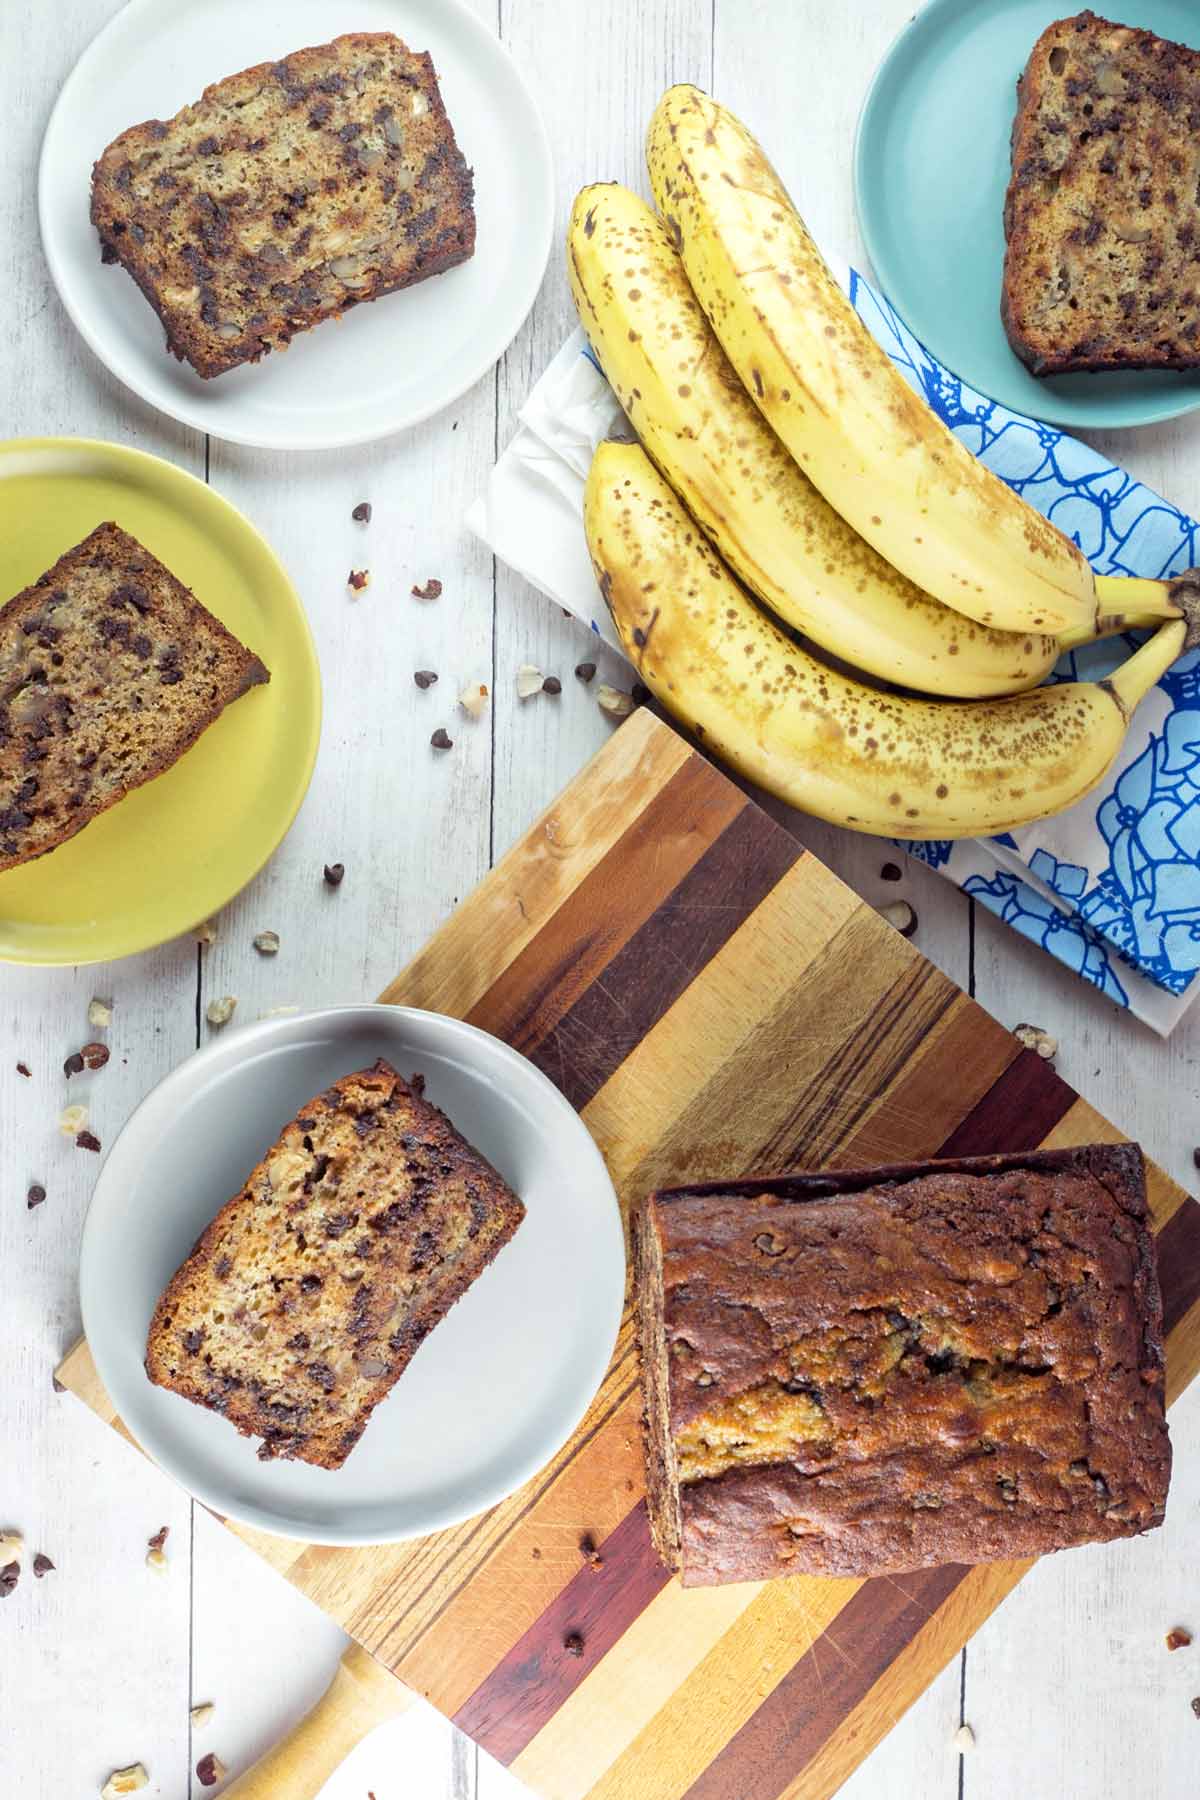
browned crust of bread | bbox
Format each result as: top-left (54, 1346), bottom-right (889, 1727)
top-left (0, 522), bottom-right (268, 874)
top-left (1002, 11), bottom-right (1200, 375)
top-left (91, 32), bottom-right (476, 378)
top-left (637, 1144), bottom-right (1170, 1583)
top-left (145, 1060), bottom-right (525, 1470)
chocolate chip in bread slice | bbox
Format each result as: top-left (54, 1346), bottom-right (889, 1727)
top-left (0, 522), bottom-right (268, 873)
top-left (1002, 10), bottom-right (1200, 375)
top-left (91, 32), bottom-right (476, 378)
top-left (145, 1061), bottom-right (525, 1469)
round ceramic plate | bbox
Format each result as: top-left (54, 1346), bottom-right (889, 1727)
top-left (39, 0), bottom-right (553, 449)
top-left (0, 439), bottom-right (319, 964)
top-left (855, 0), bottom-right (1200, 429)
top-left (80, 1005), bottom-right (625, 1544)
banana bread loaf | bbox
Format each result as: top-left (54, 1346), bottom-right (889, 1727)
top-left (635, 1144), bottom-right (1170, 1583)
top-left (146, 1060), bottom-right (525, 1468)
top-left (0, 522), bottom-right (267, 873)
top-left (1002, 10), bottom-right (1200, 375)
top-left (91, 32), bottom-right (476, 378)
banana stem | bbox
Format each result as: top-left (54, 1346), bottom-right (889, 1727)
top-left (1093, 574), bottom-right (1182, 622)
top-left (1059, 609), bottom-right (1165, 649)
top-left (1103, 620), bottom-right (1187, 716)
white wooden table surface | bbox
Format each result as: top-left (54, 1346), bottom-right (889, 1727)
top-left (4, 1), bottom-right (1198, 1795)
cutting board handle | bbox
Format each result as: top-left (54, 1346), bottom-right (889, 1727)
top-left (221, 1643), bottom-right (414, 1799)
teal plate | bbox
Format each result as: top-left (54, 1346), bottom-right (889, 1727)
top-left (855, 0), bottom-right (1200, 429)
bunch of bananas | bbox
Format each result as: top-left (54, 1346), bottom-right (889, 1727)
top-left (569, 85), bottom-right (1200, 839)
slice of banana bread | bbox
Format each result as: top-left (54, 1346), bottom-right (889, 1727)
top-left (145, 1060), bottom-right (525, 1469)
top-left (1002, 10), bottom-right (1200, 375)
top-left (0, 523), bottom-right (267, 873)
top-left (91, 32), bottom-right (475, 378)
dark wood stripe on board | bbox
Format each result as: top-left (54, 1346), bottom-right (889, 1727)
top-left (750, 949), bottom-right (957, 1173)
top-left (525, 804), bottom-right (802, 1112)
top-left (935, 1048), bottom-right (1077, 1158)
top-left (453, 1500), bottom-right (670, 1767)
top-left (1156, 1196), bottom-right (1200, 1335)
top-left (464, 753), bottom-right (745, 1058)
top-left (679, 1562), bottom-right (970, 1800)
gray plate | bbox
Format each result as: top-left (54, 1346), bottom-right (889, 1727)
top-left (80, 1005), bottom-right (625, 1544)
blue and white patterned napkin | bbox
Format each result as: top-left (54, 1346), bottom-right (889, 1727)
top-left (467, 269), bottom-right (1200, 1035)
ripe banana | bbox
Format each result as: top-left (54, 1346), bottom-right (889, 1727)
top-left (645, 85), bottom-right (1101, 640)
top-left (585, 441), bottom-right (1184, 840)
top-left (567, 183), bottom-right (1059, 699)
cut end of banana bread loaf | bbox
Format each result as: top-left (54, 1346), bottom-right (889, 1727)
top-left (0, 522), bottom-right (268, 873)
top-left (1002, 10), bottom-right (1200, 375)
top-left (145, 1060), bottom-right (525, 1469)
top-left (637, 1145), bottom-right (1170, 1584)
top-left (91, 32), bottom-right (476, 378)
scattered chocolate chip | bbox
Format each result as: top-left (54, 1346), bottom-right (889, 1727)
top-left (579, 1533), bottom-right (603, 1570)
top-left (0, 1562), bottom-right (18, 1597)
top-left (81, 1042), bottom-right (110, 1071)
top-left (1192, 1696), bottom-right (1200, 1719)
top-left (347, 568), bottom-right (370, 592)
top-left (430, 728), bottom-right (453, 750)
top-left (413, 670), bottom-right (438, 689)
top-left (26, 1183), bottom-right (46, 1210)
top-left (75, 1130), bottom-right (101, 1153)
top-left (411, 578), bottom-right (442, 600)
top-left (32, 1553), bottom-right (54, 1578)
top-left (1168, 1627), bottom-right (1193, 1651)
top-left (195, 1753), bottom-right (226, 1787)
top-left (880, 862), bottom-right (903, 882)
top-left (15, 1062), bottom-right (30, 1078)
top-left (63, 1052), bottom-right (84, 1077)
top-left (1193, 1147), bottom-right (1200, 1171)
top-left (631, 682), bottom-right (651, 705)
top-left (542, 675), bottom-right (562, 695)
top-left (147, 1525), bottom-right (169, 1553)
top-left (574, 661), bottom-right (597, 684)
top-left (351, 501), bottom-right (372, 523)
top-left (563, 1632), bottom-right (584, 1657)
top-left (323, 861), bottom-right (345, 887)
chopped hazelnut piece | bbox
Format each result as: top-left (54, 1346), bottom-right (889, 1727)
top-left (458, 682), bottom-right (489, 720)
top-left (101, 1765), bottom-right (149, 1797)
top-left (1014, 1023), bottom-right (1057, 1060)
top-left (596, 683), bottom-right (635, 720)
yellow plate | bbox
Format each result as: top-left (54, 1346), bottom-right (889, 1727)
top-left (0, 439), bottom-right (320, 965)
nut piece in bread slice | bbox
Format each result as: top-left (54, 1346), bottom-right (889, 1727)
top-left (0, 522), bottom-right (268, 873)
top-left (145, 1060), bottom-right (525, 1469)
top-left (1002, 10), bottom-right (1200, 375)
top-left (91, 32), bottom-right (476, 378)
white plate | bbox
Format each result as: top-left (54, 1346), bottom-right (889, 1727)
top-left (39, 0), bottom-right (553, 449)
top-left (79, 1006), bottom-right (625, 1544)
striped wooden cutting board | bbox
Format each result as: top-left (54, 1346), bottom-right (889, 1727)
top-left (60, 708), bottom-right (1200, 1800)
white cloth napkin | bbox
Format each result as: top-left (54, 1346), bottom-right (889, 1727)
top-left (467, 271), bottom-right (1200, 1036)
